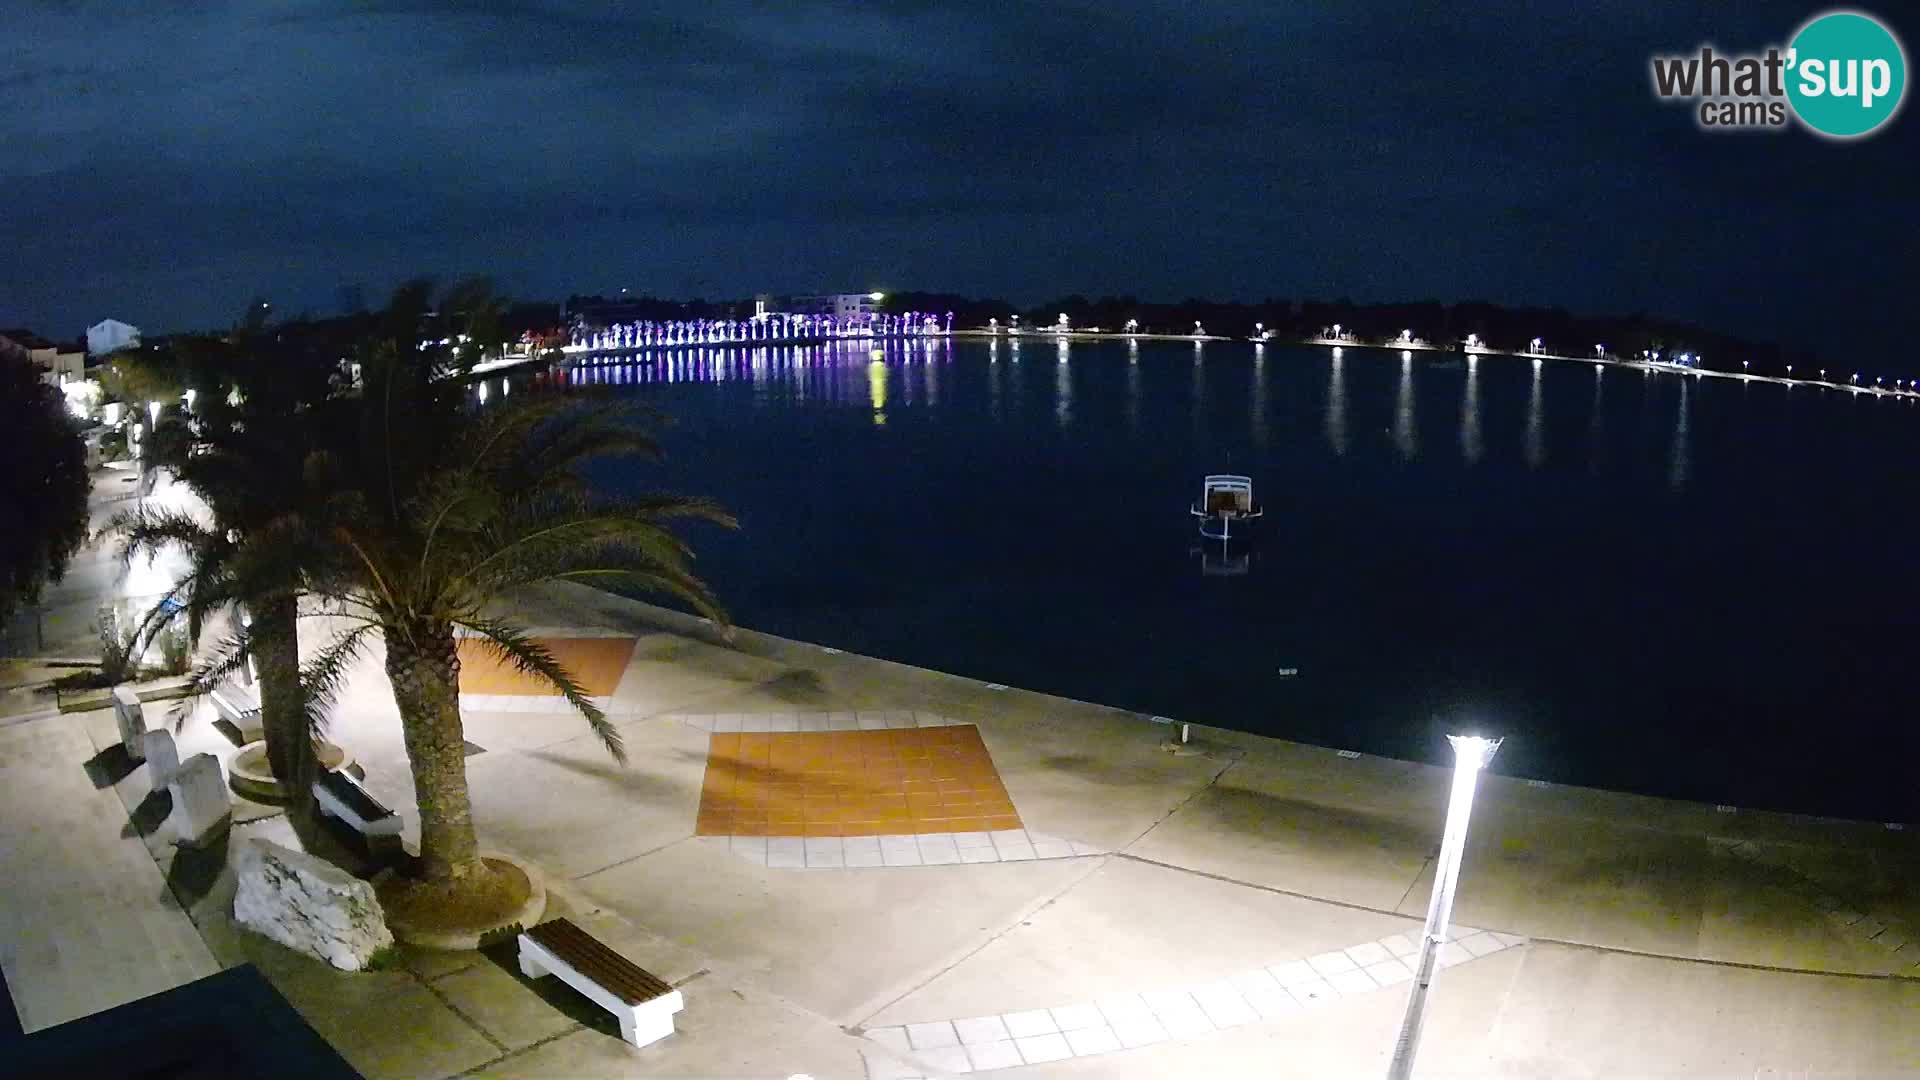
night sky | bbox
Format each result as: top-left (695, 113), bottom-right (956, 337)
top-left (4, 2), bottom-right (1914, 355)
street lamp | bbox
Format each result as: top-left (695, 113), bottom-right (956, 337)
top-left (1386, 734), bottom-right (1502, 1080)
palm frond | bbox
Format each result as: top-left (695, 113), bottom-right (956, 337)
top-left (460, 616), bottom-right (625, 764)
top-left (297, 624), bottom-right (379, 740)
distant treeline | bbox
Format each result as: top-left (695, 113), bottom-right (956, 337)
top-left (554, 291), bottom-right (1814, 377)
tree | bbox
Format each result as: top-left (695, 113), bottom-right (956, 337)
top-left (207, 281), bottom-right (734, 923)
top-left (112, 323), bottom-right (348, 813)
top-left (0, 350), bottom-right (90, 628)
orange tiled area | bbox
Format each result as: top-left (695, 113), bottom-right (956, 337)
top-left (455, 636), bottom-right (637, 695)
top-left (696, 727), bottom-right (1023, 837)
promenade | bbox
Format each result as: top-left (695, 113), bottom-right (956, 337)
top-left (3, 567), bottom-right (1917, 1077)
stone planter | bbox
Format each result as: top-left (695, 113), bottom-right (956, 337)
top-left (227, 740), bottom-right (354, 801)
top-left (376, 851), bottom-right (547, 952)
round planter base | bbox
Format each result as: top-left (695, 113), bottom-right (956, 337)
top-left (376, 851), bottom-right (546, 952)
top-left (228, 740), bottom-right (353, 801)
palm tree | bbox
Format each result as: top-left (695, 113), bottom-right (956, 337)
top-left (112, 324), bottom-right (347, 813)
top-left (208, 281), bottom-right (734, 917)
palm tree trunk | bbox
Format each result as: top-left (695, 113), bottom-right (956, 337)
top-left (383, 618), bottom-right (484, 883)
top-left (252, 593), bottom-right (315, 812)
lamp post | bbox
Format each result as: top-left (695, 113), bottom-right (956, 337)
top-left (1386, 734), bottom-right (1502, 1080)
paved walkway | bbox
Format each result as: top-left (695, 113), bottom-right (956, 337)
top-left (3, 571), bottom-right (1918, 1076)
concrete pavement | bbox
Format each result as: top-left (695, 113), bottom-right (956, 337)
top-left (2, 570), bottom-right (1916, 1076)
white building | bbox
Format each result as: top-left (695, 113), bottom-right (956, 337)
top-left (0, 329), bottom-right (86, 387)
top-left (87, 318), bottom-right (141, 357)
top-left (788, 293), bottom-right (882, 324)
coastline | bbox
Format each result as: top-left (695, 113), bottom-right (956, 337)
top-left (474, 329), bottom-right (1920, 404)
top-left (567, 582), bottom-right (1914, 835)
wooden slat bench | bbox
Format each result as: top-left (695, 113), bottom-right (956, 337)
top-left (311, 769), bottom-right (403, 863)
top-left (518, 918), bottom-right (683, 1048)
top-left (208, 681), bottom-right (263, 744)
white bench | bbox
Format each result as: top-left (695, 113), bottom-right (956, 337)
top-left (312, 769), bottom-right (403, 862)
top-left (209, 681), bottom-right (263, 743)
top-left (518, 919), bottom-right (684, 1048)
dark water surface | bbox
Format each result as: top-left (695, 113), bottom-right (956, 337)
top-left (533, 338), bottom-right (1920, 821)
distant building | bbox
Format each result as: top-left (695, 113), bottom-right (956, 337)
top-left (788, 292), bottom-right (882, 324)
top-left (0, 329), bottom-right (86, 387)
top-left (86, 318), bottom-right (141, 357)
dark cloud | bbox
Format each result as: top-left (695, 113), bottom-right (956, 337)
top-left (1, 0), bottom-right (1914, 359)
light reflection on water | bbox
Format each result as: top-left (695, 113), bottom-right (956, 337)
top-left (1392, 351), bottom-right (1418, 461)
top-left (512, 339), bottom-right (1920, 820)
top-left (1461, 356), bottom-right (1483, 465)
top-left (1325, 349), bottom-right (1348, 456)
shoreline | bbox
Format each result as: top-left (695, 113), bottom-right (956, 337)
top-left (570, 583), bottom-right (1914, 834)
top-left (474, 330), bottom-right (1920, 403)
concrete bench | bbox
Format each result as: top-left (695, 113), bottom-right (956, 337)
top-left (209, 681), bottom-right (263, 744)
top-left (518, 918), bottom-right (683, 1048)
top-left (312, 769), bottom-right (403, 862)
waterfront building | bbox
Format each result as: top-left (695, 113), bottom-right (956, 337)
top-left (787, 292), bottom-right (882, 325)
top-left (85, 317), bottom-right (141, 356)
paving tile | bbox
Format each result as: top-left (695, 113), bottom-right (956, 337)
top-left (1309, 949), bottom-right (1359, 976)
top-left (965, 1040), bottom-right (1023, 1070)
top-left (1156, 1002), bottom-right (1215, 1039)
top-left (1437, 940), bottom-right (1473, 968)
top-left (1229, 967), bottom-right (1282, 996)
top-left (1288, 979), bottom-right (1340, 1007)
top-left (989, 828), bottom-right (1030, 845)
top-left (867, 1026), bottom-right (911, 1054)
top-left (907, 1020), bottom-right (961, 1050)
top-left (995, 841), bottom-right (1037, 861)
top-left (1365, 957), bottom-right (1415, 985)
top-left (741, 715), bottom-right (772, 733)
top-left (730, 836), bottom-right (766, 859)
top-left (1031, 839), bottom-right (1075, 860)
top-left (1188, 980), bottom-right (1257, 1027)
top-left (1095, 991), bottom-right (1155, 1028)
top-left (768, 713), bottom-right (799, 732)
top-left (1049, 1002), bottom-right (1105, 1031)
top-left (918, 834), bottom-right (962, 864)
top-left (1457, 932), bottom-right (1504, 957)
top-left (1244, 984), bottom-right (1299, 1019)
top-left (1380, 933), bottom-right (1419, 958)
top-left (1345, 941), bottom-right (1391, 967)
top-left (1448, 924), bottom-right (1481, 938)
top-left (844, 836), bottom-right (884, 867)
top-left (959, 845), bottom-right (1001, 864)
top-left (1269, 960), bottom-right (1318, 986)
top-left (917, 1044), bottom-right (972, 1073)
top-left (954, 1015), bottom-right (1012, 1045)
top-left (767, 837), bottom-right (805, 869)
top-left (1490, 931), bottom-right (1529, 948)
top-left (714, 714), bottom-right (743, 733)
top-left (1002, 1008), bottom-right (1059, 1038)
top-left (1065, 1025), bottom-right (1122, 1056)
top-left (1328, 968), bottom-right (1377, 995)
top-left (862, 1048), bottom-right (926, 1080)
top-left (881, 836), bottom-right (923, 867)
top-left (953, 830), bottom-right (994, 849)
top-left (1110, 1012), bottom-right (1170, 1049)
top-left (828, 711), bottom-right (858, 730)
top-left (804, 838), bottom-right (844, 868)
top-left (1068, 840), bottom-right (1105, 856)
top-left (1015, 1033), bottom-right (1073, 1065)
top-left (858, 711), bottom-right (890, 730)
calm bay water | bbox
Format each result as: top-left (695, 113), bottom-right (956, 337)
top-left (536, 337), bottom-right (1920, 820)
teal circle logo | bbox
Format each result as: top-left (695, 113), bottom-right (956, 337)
top-left (1787, 11), bottom-right (1907, 137)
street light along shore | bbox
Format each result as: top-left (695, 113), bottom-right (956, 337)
top-left (1386, 734), bottom-right (1502, 1080)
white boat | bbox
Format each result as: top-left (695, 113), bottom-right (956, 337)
top-left (1190, 474), bottom-right (1263, 541)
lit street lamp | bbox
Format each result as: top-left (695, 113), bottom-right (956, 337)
top-left (1386, 734), bottom-right (1502, 1080)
